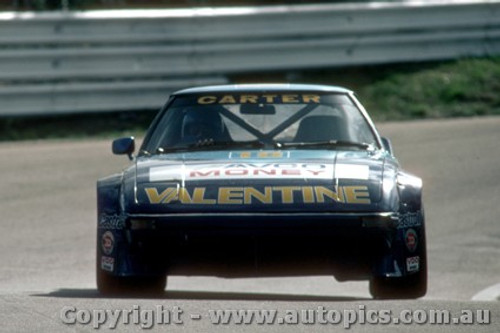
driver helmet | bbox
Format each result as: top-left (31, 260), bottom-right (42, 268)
top-left (181, 107), bottom-right (225, 142)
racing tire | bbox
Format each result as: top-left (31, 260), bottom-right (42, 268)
top-left (97, 269), bottom-right (166, 296)
top-left (369, 230), bottom-right (427, 299)
top-left (369, 266), bottom-right (427, 299)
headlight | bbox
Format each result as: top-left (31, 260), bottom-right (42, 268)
top-left (129, 219), bottom-right (156, 230)
top-left (397, 173), bottom-right (422, 188)
top-left (361, 214), bottom-right (397, 228)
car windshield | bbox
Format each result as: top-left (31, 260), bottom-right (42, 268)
top-left (142, 92), bottom-right (379, 154)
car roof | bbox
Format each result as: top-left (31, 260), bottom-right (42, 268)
top-left (173, 84), bottom-right (352, 95)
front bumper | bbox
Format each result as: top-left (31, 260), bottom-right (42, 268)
top-left (98, 212), bottom-right (410, 280)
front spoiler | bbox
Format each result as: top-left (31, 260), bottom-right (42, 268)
top-left (126, 211), bottom-right (398, 231)
top-left (98, 212), bottom-right (411, 279)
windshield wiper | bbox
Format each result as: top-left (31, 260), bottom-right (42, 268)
top-left (277, 140), bottom-right (373, 150)
top-left (208, 139), bottom-right (268, 149)
top-left (155, 140), bottom-right (267, 154)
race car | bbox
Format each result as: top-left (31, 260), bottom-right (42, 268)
top-left (96, 84), bottom-right (427, 299)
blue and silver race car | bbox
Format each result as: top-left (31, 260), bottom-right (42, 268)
top-left (97, 84), bottom-right (426, 299)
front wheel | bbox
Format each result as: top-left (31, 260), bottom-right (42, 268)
top-left (369, 267), bottom-right (427, 299)
top-left (97, 269), bottom-right (166, 296)
top-left (370, 234), bottom-right (427, 299)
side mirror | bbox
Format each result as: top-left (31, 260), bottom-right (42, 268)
top-left (112, 137), bottom-right (135, 160)
top-left (381, 137), bottom-right (394, 156)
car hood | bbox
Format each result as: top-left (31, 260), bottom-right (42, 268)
top-left (127, 149), bottom-right (389, 213)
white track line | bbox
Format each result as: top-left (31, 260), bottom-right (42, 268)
top-left (472, 283), bottom-right (500, 301)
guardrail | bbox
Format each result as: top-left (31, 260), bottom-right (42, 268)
top-left (1, 0), bottom-right (500, 116)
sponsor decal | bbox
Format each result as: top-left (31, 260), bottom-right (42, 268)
top-left (397, 212), bottom-right (423, 229)
top-left (230, 151), bottom-right (287, 159)
top-left (101, 231), bottom-right (115, 255)
top-left (101, 256), bottom-right (114, 272)
top-left (144, 185), bottom-right (371, 205)
top-left (405, 228), bottom-right (418, 252)
top-left (149, 163), bottom-right (369, 182)
top-left (406, 256), bottom-right (420, 273)
top-left (98, 214), bottom-right (125, 230)
top-left (197, 94), bottom-right (321, 105)
top-left (335, 164), bottom-right (369, 180)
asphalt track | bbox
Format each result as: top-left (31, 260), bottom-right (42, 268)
top-left (1, 116), bottom-right (499, 332)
